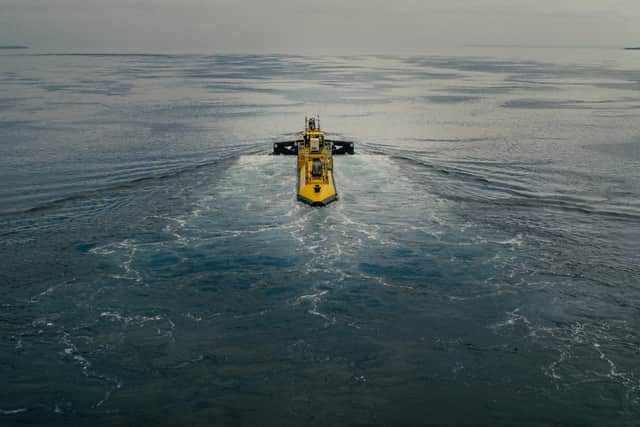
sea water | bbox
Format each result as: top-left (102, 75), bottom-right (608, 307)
top-left (1, 48), bottom-right (639, 426)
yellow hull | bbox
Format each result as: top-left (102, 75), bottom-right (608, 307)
top-left (288, 116), bottom-right (342, 207)
top-left (297, 166), bottom-right (337, 206)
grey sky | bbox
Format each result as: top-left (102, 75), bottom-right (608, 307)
top-left (1, 0), bottom-right (638, 52)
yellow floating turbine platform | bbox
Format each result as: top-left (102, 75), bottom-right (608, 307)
top-left (273, 116), bottom-right (354, 206)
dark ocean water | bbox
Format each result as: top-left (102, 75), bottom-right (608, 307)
top-left (1, 49), bottom-right (640, 426)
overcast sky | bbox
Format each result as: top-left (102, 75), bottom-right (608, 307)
top-left (1, 0), bottom-right (639, 52)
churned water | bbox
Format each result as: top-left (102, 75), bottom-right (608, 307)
top-left (1, 49), bottom-right (639, 426)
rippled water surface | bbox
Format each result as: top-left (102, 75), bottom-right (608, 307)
top-left (1, 49), bottom-right (640, 426)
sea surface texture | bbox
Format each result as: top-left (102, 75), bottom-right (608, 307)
top-left (1, 49), bottom-right (639, 426)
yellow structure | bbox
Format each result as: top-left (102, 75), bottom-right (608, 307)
top-left (296, 116), bottom-right (337, 206)
top-left (273, 116), bottom-right (354, 206)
